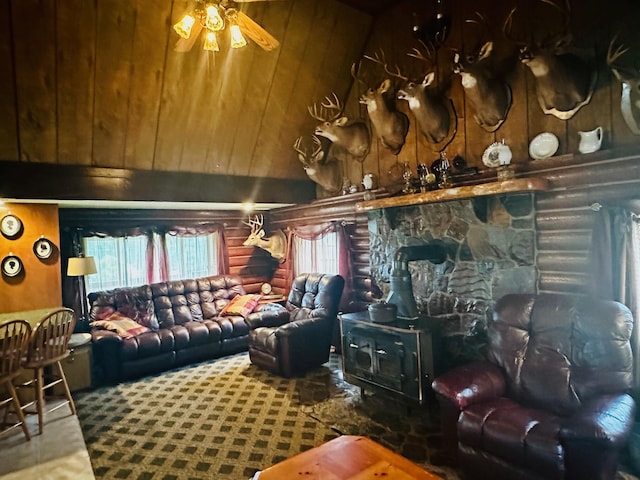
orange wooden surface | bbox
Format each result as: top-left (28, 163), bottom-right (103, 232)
top-left (258, 435), bottom-right (443, 480)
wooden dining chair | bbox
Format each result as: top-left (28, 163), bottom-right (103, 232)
top-left (21, 308), bottom-right (77, 434)
top-left (0, 319), bottom-right (32, 441)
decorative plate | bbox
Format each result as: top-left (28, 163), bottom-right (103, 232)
top-left (2, 254), bottom-right (23, 277)
top-left (1, 214), bottom-right (23, 239)
top-left (33, 237), bottom-right (54, 259)
top-left (529, 132), bottom-right (559, 160)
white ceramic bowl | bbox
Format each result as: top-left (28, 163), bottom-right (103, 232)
top-left (529, 132), bottom-right (559, 160)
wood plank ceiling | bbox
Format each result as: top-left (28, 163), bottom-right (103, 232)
top-left (0, 0), bottom-right (378, 188)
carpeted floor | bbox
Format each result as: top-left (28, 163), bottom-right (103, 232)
top-left (76, 352), bottom-right (640, 480)
top-left (76, 352), bottom-right (459, 480)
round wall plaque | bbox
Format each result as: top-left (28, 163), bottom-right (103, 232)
top-left (34, 237), bottom-right (54, 259)
top-left (2, 254), bottom-right (23, 277)
top-left (1, 214), bottom-right (23, 239)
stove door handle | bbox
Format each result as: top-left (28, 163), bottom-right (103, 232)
top-left (376, 349), bottom-right (387, 356)
top-left (349, 343), bottom-right (359, 349)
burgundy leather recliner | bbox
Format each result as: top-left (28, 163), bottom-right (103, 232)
top-left (432, 293), bottom-right (636, 480)
top-left (247, 272), bottom-right (344, 377)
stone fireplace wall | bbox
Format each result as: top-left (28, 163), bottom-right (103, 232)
top-left (368, 194), bottom-right (537, 370)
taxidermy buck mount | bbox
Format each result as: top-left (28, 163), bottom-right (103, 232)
top-left (352, 53), bottom-right (410, 155)
top-left (293, 135), bottom-right (343, 198)
top-left (607, 35), bottom-right (640, 135)
top-left (388, 42), bottom-right (457, 151)
top-left (307, 93), bottom-right (371, 163)
top-left (243, 214), bottom-right (287, 263)
top-left (451, 12), bottom-right (512, 132)
top-left (503, 0), bottom-right (596, 120)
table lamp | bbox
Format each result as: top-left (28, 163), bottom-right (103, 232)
top-left (67, 256), bottom-right (97, 332)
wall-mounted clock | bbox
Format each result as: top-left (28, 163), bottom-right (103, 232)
top-left (1, 214), bottom-right (23, 239)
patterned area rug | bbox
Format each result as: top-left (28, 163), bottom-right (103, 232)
top-left (76, 352), bottom-right (639, 480)
top-left (76, 352), bottom-right (458, 480)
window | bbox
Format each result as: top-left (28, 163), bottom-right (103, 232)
top-left (84, 231), bottom-right (219, 293)
top-left (293, 231), bottom-right (339, 276)
top-left (166, 232), bottom-right (218, 280)
top-left (84, 236), bottom-right (148, 292)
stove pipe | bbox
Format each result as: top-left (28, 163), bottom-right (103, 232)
top-left (385, 242), bottom-right (447, 320)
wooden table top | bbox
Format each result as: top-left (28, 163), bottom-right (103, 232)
top-left (0, 307), bottom-right (60, 328)
top-left (256, 435), bottom-right (443, 480)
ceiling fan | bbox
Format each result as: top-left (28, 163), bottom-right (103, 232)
top-left (173, 0), bottom-right (283, 53)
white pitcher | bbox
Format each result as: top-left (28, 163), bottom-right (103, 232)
top-left (578, 126), bottom-right (603, 154)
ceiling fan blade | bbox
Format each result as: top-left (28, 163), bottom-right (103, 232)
top-left (174, 22), bottom-right (203, 52)
top-left (236, 11), bottom-right (280, 51)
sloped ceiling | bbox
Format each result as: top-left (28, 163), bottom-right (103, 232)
top-left (0, 0), bottom-right (377, 193)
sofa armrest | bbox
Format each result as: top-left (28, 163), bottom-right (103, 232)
top-left (560, 393), bottom-right (636, 448)
top-left (90, 328), bottom-right (123, 384)
top-left (431, 361), bottom-right (506, 409)
top-left (246, 304), bottom-right (290, 329)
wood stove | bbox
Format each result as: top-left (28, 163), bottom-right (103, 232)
top-left (339, 311), bottom-right (439, 404)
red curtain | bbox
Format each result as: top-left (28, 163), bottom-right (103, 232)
top-left (285, 221), bottom-right (353, 311)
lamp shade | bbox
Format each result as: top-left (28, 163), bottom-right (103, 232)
top-left (67, 256), bottom-right (97, 276)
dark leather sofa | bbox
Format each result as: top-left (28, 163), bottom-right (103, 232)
top-left (432, 293), bottom-right (636, 480)
top-left (88, 274), bottom-right (253, 382)
top-left (247, 272), bottom-right (345, 377)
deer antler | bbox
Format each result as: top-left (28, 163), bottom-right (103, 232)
top-left (307, 93), bottom-right (343, 122)
top-left (362, 49), bottom-right (409, 82)
top-left (607, 34), bottom-right (630, 66)
top-left (293, 135), bottom-right (323, 160)
top-left (242, 214), bottom-right (264, 233)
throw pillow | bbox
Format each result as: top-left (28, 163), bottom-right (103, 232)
top-left (91, 311), bottom-right (150, 339)
top-left (219, 294), bottom-right (262, 318)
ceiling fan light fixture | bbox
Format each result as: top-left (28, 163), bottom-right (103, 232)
top-left (229, 24), bottom-right (247, 49)
top-left (203, 30), bottom-right (220, 51)
top-left (173, 14), bottom-right (196, 39)
top-left (205, 4), bottom-right (225, 31)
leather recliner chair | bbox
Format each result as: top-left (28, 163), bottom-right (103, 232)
top-left (431, 293), bottom-right (636, 480)
top-left (247, 272), bottom-right (344, 377)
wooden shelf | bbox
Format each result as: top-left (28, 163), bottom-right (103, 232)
top-left (355, 177), bottom-right (550, 212)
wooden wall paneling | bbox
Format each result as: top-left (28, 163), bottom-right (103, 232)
top-left (565, 1), bottom-right (611, 155)
top-left (92, 1), bottom-right (137, 168)
top-left (154, 0), bottom-right (213, 172)
top-left (11, 0), bottom-right (57, 163)
top-left (0, 1), bottom-right (18, 160)
top-left (262, 1), bottom-right (342, 179)
top-left (489, 2), bottom-right (528, 164)
top-left (56, 0), bottom-right (96, 166)
top-left (205, 39), bottom-right (261, 175)
top-left (231, 2), bottom-right (293, 177)
top-left (123, 0), bottom-right (173, 171)
top-left (439, 0), bottom-right (466, 166)
top-left (537, 231), bottom-right (591, 252)
top-left (249, 0), bottom-right (315, 176)
top-left (318, 3), bottom-right (372, 190)
top-left (178, 44), bottom-right (245, 173)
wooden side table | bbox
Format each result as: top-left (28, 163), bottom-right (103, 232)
top-left (255, 435), bottom-right (443, 480)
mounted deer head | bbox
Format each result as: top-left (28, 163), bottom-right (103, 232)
top-left (242, 214), bottom-right (287, 263)
top-left (451, 12), bottom-right (512, 132)
top-left (352, 52), bottom-right (410, 155)
top-left (307, 93), bottom-right (371, 162)
top-left (293, 135), bottom-right (343, 198)
top-left (607, 35), bottom-right (640, 135)
top-left (391, 42), bottom-right (457, 150)
top-left (503, 0), bottom-right (596, 120)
